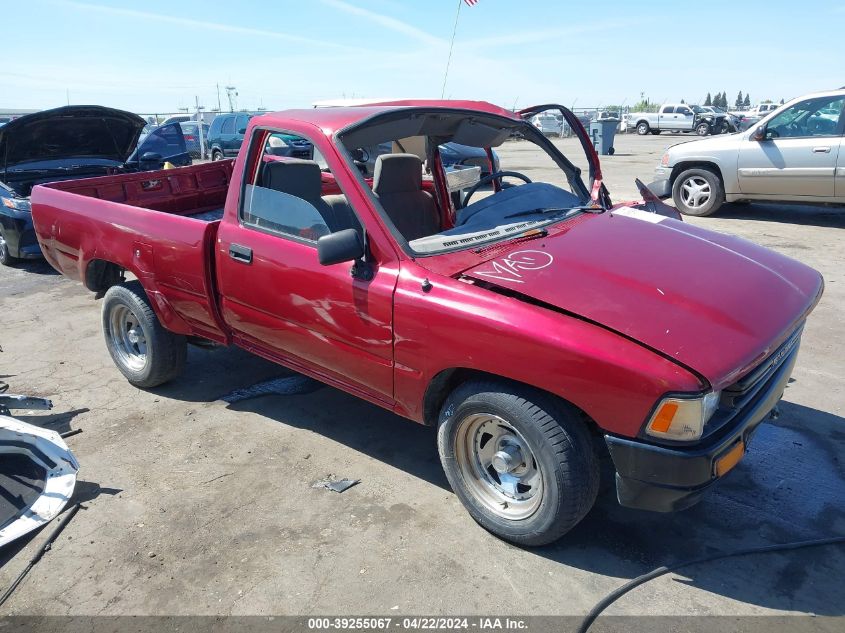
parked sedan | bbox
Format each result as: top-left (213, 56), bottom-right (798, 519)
top-left (0, 105), bottom-right (190, 265)
top-left (651, 89), bottom-right (845, 216)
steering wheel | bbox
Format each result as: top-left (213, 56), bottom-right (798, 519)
top-left (462, 170), bottom-right (532, 208)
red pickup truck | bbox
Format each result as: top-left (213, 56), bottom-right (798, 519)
top-left (31, 101), bottom-right (823, 546)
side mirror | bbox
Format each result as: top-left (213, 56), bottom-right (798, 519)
top-left (141, 151), bottom-right (162, 162)
top-left (238, 128), bottom-right (247, 135)
top-left (751, 126), bottom-right (767, 141)
top-left (317, 228), bottom-right (365, 266)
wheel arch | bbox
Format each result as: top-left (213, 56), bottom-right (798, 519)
top-left (422, 367), bottom-right (602, 437)
top-left (85, 259), bottom-right (125, 293)
top-left (670, 160), bottom-right (725, 187)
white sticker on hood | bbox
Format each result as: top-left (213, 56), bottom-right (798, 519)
top-left (473, 249), bottom-right (553, 284)
top-left (612, 207), bottom-right (666, 223)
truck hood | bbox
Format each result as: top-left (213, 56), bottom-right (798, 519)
top-left (0, 105), bottom-right (145, 172)
top-left (462, 208), bottom-right (823, 388)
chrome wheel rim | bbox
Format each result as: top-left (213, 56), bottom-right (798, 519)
top-left (680, 176), bottom-right (712, 209)
top-left (0, 233), bottom-right (7, 260)
top-left (454, 413), bottom-right (544, 520)
top-left (108, 305), bottom-right (148, 371)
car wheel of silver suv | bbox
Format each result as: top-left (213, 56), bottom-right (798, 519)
top-left (672, 167), bottom-right (724, 217)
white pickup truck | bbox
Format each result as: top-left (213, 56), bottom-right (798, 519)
top-left (628, 104), bottom-right (723, 136)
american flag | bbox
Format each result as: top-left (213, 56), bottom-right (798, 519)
top-left (464, 0), bottom-right (479, 6)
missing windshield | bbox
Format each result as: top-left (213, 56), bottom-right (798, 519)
top-left (338, 108), bottom-right (592, 256)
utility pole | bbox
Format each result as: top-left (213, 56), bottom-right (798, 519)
top-left (216, 83), bottom-right (222, 113)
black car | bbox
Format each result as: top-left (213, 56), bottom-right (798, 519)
top-left (0, 105), bottom-right (190, 265)
top-left (207, 112), bottom-right (252, 161)
top-left (208, 113), bottom-right (314, 161)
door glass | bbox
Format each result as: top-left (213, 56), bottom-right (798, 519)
top-left (135, 122), bottom-right (187, 159)
top-left (663, 106), bottom-right (675, 114)
top-left (241, 130), bottom-right (362, 243)
top-left (766, 97), bottom-right (844, 138)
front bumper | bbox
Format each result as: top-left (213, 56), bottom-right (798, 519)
top-left (1, 214), bottom-right (43, 259)
top-left (606, 337), bottom-right (799, 512)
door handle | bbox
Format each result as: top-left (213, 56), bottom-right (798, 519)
top-left (812, 146), bottom-right (831, 153)
top-left (228, 243), bottom-right (253, 264)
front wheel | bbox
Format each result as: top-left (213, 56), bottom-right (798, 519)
top-left (672, 167), bottom-right (724, 216)
top-left (696, 122), bottom-right (711, 136)
top-left (437, 381), bottom-right (599, 546)
top-left (102, 281), bottom-right (187, 388)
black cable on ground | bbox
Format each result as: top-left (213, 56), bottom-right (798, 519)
top-left (0, 503), bottom-right (81, 609)
top-left (59, 428), bottom-right (82, 439)
top-left (578, 534), bottom-right (845, 633)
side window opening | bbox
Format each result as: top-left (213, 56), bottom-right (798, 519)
top-left (221, 116), bottom-right (235, 134)
top-left (240, 129), bottom-right (362, 244)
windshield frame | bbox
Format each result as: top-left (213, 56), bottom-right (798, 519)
top-left (334, 107), bottom-right (593, 258)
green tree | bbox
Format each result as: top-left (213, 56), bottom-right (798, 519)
top-left (720, 92), bottom-right (729, 108)
top-left (680, 98), bottom-right (685, 104)
top-left (704, 92), bottom-right (712, 106)
top-left (743, 94), bottom-right (751, 107)
top-left (780, 98), bottom-right (785, 105)
top-left (735, 91), bottom-right (744, 108)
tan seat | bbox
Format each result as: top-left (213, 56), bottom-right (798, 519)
top-left (372, 154), bottom-right (439, 241)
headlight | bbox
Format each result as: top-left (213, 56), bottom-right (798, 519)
top-left (2, 197), bottom-right (31, 212)
top-left (645, 391), bottom-right (721, 441)
top-left (268, 136), bottom-right (289, 149)
top-left (660, 152), bottom-right (670, 167)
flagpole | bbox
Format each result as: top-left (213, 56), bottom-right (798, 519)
top-left (441, 0), bottom-right (463, 98)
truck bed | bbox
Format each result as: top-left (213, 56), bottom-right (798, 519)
top-left (31, 161), bottom-right (234, 343)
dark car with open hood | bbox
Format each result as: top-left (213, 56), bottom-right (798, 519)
top-left (0, 105), bottom-right (190, 265)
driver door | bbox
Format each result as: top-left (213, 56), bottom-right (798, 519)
top-left (737, 95), bottom-right (844, 199)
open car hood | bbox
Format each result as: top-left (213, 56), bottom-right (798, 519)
top-left (461, 208), bottom-right (823, 388)
top-left (0, 105), bottom-right (145, 171)
top-left (0, 412), bottom-right (78, 547)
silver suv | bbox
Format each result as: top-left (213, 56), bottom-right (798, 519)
top-left (652, 89), bottom-right (845, 216)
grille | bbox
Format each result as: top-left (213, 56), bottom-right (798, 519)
top-left (703, 326), bottom-right (803, 440)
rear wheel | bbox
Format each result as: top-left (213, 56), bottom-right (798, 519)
top-left (437, 381), bottom-right (599, 546)
top-left (211, 150), bottom-right (224, 161)
top-left (672, 167), bottom-right (724, 216)
top-left (636, 122), bottom-right (650, 135)
top-left (0, 230), bottom-right (18, 266)
top-left (102, 281), bottom-right (187, 388)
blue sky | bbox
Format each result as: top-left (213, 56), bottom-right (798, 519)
top-left (3, 0), bottom-right (843, 113)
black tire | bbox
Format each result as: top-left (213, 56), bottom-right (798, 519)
top-left (636, 121), bottom-right (650, 135)
top-left (102, 281), bottom-right (187, 388)
top-left (211, 150), bottom-right (224, 161)
top-left (0, 229), bottom-right (18, 266)
top-left (649, 129), bottom-right (661, 135)
top-left (437, 380), bottom-right (599, 546)
top-left (672, 167), bottom-right (725, 217)
top-left (607, 147), bottom-right (615, 156)
top-left (696, 122), bottom-right (711, 136)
